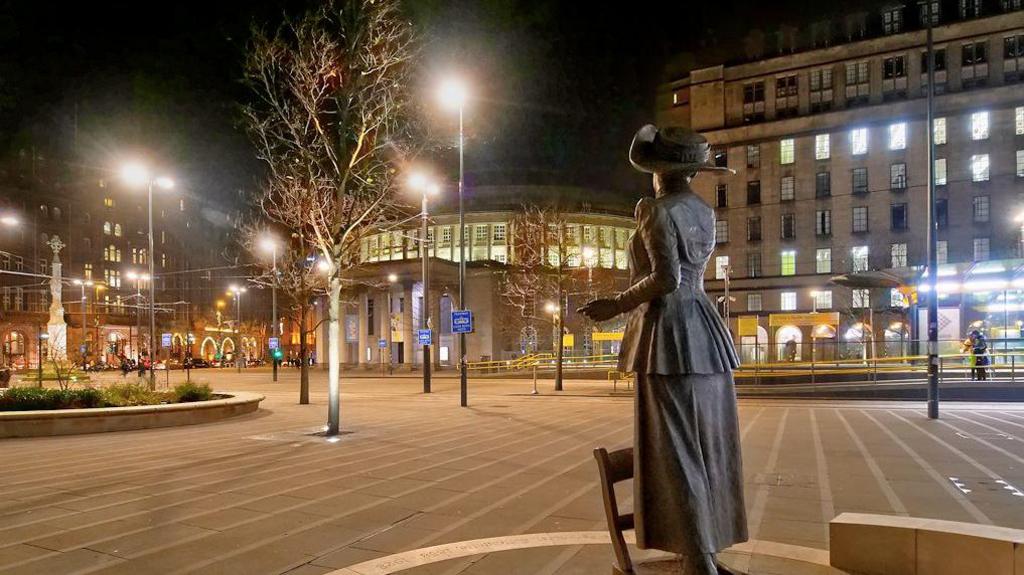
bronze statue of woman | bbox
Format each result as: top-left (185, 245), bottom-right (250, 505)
top-left (580, 125), bottom-right (747, 575)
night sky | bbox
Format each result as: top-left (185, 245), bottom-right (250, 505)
top-left (0, 0), bottom-right (862, 207)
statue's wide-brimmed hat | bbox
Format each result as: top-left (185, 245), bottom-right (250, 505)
top-left (629, 124), bottom-right (735, 174)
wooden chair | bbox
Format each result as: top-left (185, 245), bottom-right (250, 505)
top-left (594, 447), bottom-right (635, 574)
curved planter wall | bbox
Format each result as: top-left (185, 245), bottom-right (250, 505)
top-left (0, 392), bottom-right (264, 438)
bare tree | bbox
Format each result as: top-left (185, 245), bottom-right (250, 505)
top-left (244, 0), bottom-right (418, 434)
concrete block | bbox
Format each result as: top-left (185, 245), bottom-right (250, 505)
top-left (830, 519), bottom-right (915, 575)
top-left (917, 529), bottom-right (1014, 575)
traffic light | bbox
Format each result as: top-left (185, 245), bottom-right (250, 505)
top-left (272, 349), bottom-right (283, 360)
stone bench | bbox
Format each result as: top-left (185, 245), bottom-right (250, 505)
top-left (830, 512), bottom-right (1024, 575)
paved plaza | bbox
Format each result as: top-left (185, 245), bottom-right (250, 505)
top-left (3, 370), bottom-right (1024, 574)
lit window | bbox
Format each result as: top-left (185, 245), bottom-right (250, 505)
top-left (973, 195), bottom-right (990, 222)
top-left (441, 227), bottom-right (452, 244)
top-left (103, 221), bottom-right (112, 235)
top-left (852, 289), bottom-right (870, 308)
top-left (933, 117), bottom-right (947, 145)
top-left (852, 206), bottom-right (869, 233)
top-left (889, 122), bottom-right (906, 150)
top-left (747, 293), bottom-right (763, 312)
top-left (973, 237), bottom-right (990, 261)
top-left (103, 197), bottom-right (114, 208)
top-left (493, 224), bottom-right (507, 242)
top-left (815, 134), bottom-right (830, 160)
top-left (1017, 107), bottom-right (1024, 135)
top-left (971, 154), bottom-right (990, 181)
top-left (935, 158), bottom-right (947, 185)
top-left (852, 246), bottom-right (869, 272)
top-left (891, 288), bottom-right (907, 308)
top-left (815, 209), bottom-right (832, 236)
top-left (747, 252), bottom-right (762, 277)
top-left (780, 139), bottom-right (795, 164)
top-left (715, 256), bottom-right (730, 279)
top-left (780, 250), bottom-right (796, 276)
top-left (113, 223), bottom-right (122, 237)
top-left (780, 176), bottom-right (795, 201)
top-left (84, 264), bottom-right (92, 280)
top-left (937, 240), bottom-right (948, 264)
top-left (474, 225), bottom-right (488, 243)
top-left (850, 128), bottom-right (868, 155)
top-left (780, 291), bottom-right (797, 311)
top-left (890, 163), bottom-right (907, 189)
top-left (971, 111), bottom-right (989, 140)
top-left (816, 248), bottom-right (832, 274)
top-left (715, 219), bottom-right (729, 243)
top-left (813, 290), bottom-right (833, 310)
top-left (891, 243), bottom-right (908, 267)
top-left (746, 144), bottom-right (760, 168)
top-left (1017, 150), bottom-right (1024, 177)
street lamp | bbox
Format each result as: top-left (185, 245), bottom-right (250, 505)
top-left (438, 75), bottom-right (469, 407)
top-left (1, 215), bottom-right (18, 227)
top-left (72, 279), bottom-right (94, 369)
top-left (228, 285), bottom-right (247, 373)
top-left (260, 236), bottom-right (280, 382)
top-left (545, 301), bottom-right (563, 383)
top-left (37, 331), bottom-right (48, 385)
top-left (125, 271), bottom-right (150, 362)
top-left (121, 162), bottom-right (173, 390)
top-left (408, 172), bottom-right (441, 393)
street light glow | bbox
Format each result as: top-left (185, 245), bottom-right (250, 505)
top-left (408, 172), bottom-right (428, 190)
top-left (121, 163), bottom-right (150, 186)
top-left (317, 259), bottom-right (331, 272)
top-left (438, 77), bottom-right (469, 111)
top-left (155, 176), bottom-right (175, 190)
top-left (545, 302), bottom-right (559, 314)
top-left (387, 273), bottom-right (398, 283)
top-left (259, 236), bottom-right (278, 253)
top-left (1, 215), bottom-right (18, 226)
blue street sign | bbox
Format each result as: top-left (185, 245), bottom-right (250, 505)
top-left (161, 333), bottom-right (172, 348)
top-left (378, 338), bottom-right (387, 349)
top-left (451, 310), bottom-right (474, 334)
top-left (417, 329), bottom-right (432, 345)
top-left (268, 337), bottom-right (280, 350)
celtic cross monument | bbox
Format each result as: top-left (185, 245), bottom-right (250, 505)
top-left (46, 236), bottom-right (67, 361)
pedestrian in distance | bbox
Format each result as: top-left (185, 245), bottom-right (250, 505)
top-left (972, 331), bottom-right (989, 381)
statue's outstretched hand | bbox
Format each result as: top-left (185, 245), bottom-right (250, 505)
top-left (577, 299), bottom-right (619, 322)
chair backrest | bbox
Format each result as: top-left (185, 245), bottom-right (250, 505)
top-left (593, 447), bottom-right (634, 573)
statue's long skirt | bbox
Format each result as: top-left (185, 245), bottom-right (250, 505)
top-left (634, 372), bottom-right (748, 555)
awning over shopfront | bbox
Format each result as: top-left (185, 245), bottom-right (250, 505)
top-left (768, 312), bottom-right (840, 328)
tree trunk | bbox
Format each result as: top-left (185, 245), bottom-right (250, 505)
top-left (326, 275), bottom-right (341, 435)
top-left (299, 303), bottom-right (310, 405)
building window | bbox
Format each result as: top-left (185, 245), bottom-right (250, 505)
top-left (746, 181), bottom-right (761, 204)
top-left (474, 225), bottom-right (489, 243)
top-left (780, 176), bottom-right (795, 201)
top-left (1003, 0), bottom-right (1023, 11)
top-left (845, 61), bottom-right (870, 106)
top-left (493, 224), bottom-right (507, 242)
top-left (747, 293), bottom-right (763, 312)
top-left (816, 248), bottom-right (832, 274)
top-left (971, 111), bottom-right (990, 140)
top-left (747, 252), bottom-right (762, 277)
top-left (716, 184), bottom-right (728, 208)
top-left (920, 48), bottom-right (948, 94)
top-left (815, 209), bottom-right (832, 236)
top-left (919, 0), bottom-right (941, 25)
top-left (891, 243), bottom-right (908, 267)
top-left (746, 144), bottom-right (760, 168)
top-left (882, 6), bottom-right (903, 34)
top-left (775, 75), bottom-right (798, 118)
top-left (1016, 150), bottom-right (1024, 177)
top-left (815, 134), bottom-right (830, 160)
top-left (743, 81), bottom-right (766, 123)
top-left (816, 171), bottom-right (831, 197)
top-left (809, 67), bottom-right (834, 112)
top-left (1003, 34), bottom-right (1024, 83)
top-left (103, 221), bottom-right (112, 235)
top-left (889, 123), bottom-right (907, 150)
top-left (715, 256), bottom-right (730, 279)
top-left (882, 56), bottom-right (908, 100)
top-left (84, 263), bottom-right (92, 280)
top-left (779, 139), bottom-right (795, 164)
top-left (747, 217), bottom-right (762, 241)
top-left (780, 214), bottom-right (795, 239)
top-left (113, 223), bottom-right (122, 237)
top-left (962, 41), bottom-right (989, 88)
top-left (960, 0), bottom-right (983, 18)
top-left (891, 203), bottom-right (908, 230)
top-left (852, 168), bottom-right (869, 194)
top-left (780, 250), bottom-right (796, 276)
top-left (973, 195), bottom-right (990, 222)
top-left (852, 289), bottom-right (870, 308)
top-left (974, 237), bottom-right (990, 261)
top-left (1016, 107), bottom-right (1024, 135)
top-left (937, 199), bottom-right (949, 228)
top-left (715, 219), bottom-right (729, 243)
top-left (103, 197), bottom-right (114, 208)
top-left (780, 291), bottom-right (797, 311)
top-left (971, 154), bottom-right (990, 182)
top-left (441, 227), bottom-right (452, 244)
top-left (850, 128), bottom-right (868, 155)
top-left (813, 290), bottom-right (833, 310)
top-left (937, 240), bottom-right (948, 264)
top-left (933, 117), bottom-right (947, 145)
top-left (853, 206), bottom-right (869, 233)
top-left (935, 158), bottom-right (947, 185)
top-left (852, 246), bottom-right (870, 272)
top-left (890, 163), bottom-right (907, 190)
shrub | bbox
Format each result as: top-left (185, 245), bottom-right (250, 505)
top-left (0, 387), bottom-right (105, 411)
top-left (172, 382), bottom-right (212, 403)
top-left (102, 382), bottom-right (166, 407)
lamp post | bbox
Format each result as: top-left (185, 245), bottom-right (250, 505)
top-left (439, 76), bottom-right (469, 407)
top-left (545, 301), bottom-right (563, 387)
top-left (924, 1), bottom-right (940, 419)
top-left (408, 173), bottom-right (440, 393)
top-left (121, 164), bottom-right (173, 390)
top-left (126, 271), bottom-right (150, 363)
top-left (228, 285), bottom-right (247, 373)
top-left (260, 237), bottom-right (279, 382)
top-left (72, 279), bottom-right (93, 369)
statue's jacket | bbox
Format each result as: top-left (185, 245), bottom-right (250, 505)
top-left (616, 191), bottom-right (740, 375)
